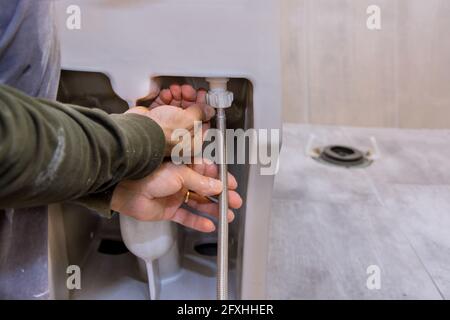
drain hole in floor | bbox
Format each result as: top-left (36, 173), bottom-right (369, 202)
top-left (98, 239), bottom-right (129, 255)
top-left (314, 144), bottom-right (372, 168)
top-left (194, 242), bottom-right (217, 257)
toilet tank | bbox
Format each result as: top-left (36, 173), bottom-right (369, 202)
top-left (54, 0), bottom-right (281, 299)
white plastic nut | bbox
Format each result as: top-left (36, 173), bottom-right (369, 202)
top-left (206, 91), bottom-right (234, 109)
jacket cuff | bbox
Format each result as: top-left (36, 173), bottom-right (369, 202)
top-left (70, 189), bottom-right (115, 218)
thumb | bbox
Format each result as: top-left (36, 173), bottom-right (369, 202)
top-left (184, 103), bottom-right (216, 122)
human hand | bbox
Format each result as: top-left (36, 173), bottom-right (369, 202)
top-left (127, 84), bottom-right (214, 156)
top-left (111, 160), bottom-right (242, 233)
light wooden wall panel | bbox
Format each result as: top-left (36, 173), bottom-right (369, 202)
top-left (282, 0), bottom-right (450, 129)
top-left (281, 0), bottom-right (308, 123)
top-left (397, 0), bottom-right (450, 128)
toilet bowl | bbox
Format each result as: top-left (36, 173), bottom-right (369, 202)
top-left (51, 0), bottom-right (281, 299)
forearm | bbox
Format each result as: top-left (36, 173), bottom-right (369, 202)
top-left (0, 84), bottom-right (165, 212)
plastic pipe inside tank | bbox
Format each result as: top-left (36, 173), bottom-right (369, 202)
top-left (206, 78), bottom-right (234, 300)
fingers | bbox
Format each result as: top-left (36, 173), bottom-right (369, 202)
top-left (149, 84), bottom-right (212, 114)
top-left (181, 159), bottom-right (238, 195)
top-left (191, 160), bottom-right (238, 190)
top-left (196, 88), bottom-right (207, 104)
top-left (183, 103), bottom-right (215, 123)
top-left (181, 84), bottom-right (197, 108)
top-left (171, 207), bottom-right (216, 233)
top-left (150, 84), bottom-right (201, 109)
top-left (165, 84), bottom-right (182, 107)
top-left (186, 201), bottom-right (236, 222)
top-left (160, 89), bottom-right (173, 104)
top-left (171, 201), bottom-right (237, 233)
top-left (227, 190), bottom-right (243, 209)
top-left (169, 84), bottom-right (182, 101)
top-left (149, 89), bottom-right (173, 108)
top-left (177, 165), bottom-right (222, 196)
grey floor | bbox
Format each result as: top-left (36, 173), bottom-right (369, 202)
top-left (267, 123), bottom-right (450, 299)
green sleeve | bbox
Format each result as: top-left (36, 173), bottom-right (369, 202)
top-left (0, 84), bottom-right (165, 217)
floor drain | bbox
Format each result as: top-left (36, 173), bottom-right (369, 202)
top-left (314, 145), bottom-right (372, 168)
top-left (98, 239), bottom-right (129, 255)
top-left (194, 242), bottom-right (217, 257)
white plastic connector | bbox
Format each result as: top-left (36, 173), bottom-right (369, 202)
top-left (206, 78), bottom-right (234, 109)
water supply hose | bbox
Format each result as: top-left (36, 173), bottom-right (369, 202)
top-left (206, 78), bottom-right (234, 300)
top-left (216, 107), bottom-right (229, 300)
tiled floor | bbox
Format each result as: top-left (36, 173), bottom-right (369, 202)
top-left (268, 124), bottom-right (450, 299)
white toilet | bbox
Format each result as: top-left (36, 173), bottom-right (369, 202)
top-left (49, 0), bottom-right (281, 300)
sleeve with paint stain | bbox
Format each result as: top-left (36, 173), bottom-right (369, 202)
top-left (0, 84), bottom-right (165, 217)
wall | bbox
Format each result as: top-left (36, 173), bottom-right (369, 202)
top-left (282, 0), bottom-right (450, 128)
